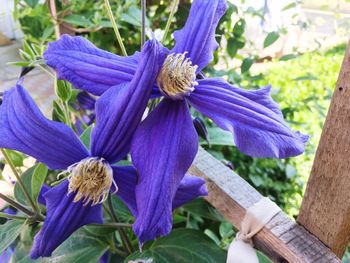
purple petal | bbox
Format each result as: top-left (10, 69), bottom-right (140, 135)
top-left (172, 0), bottom-right (227, 72)
top-left (90, 39), bottom-right (165, 163)
top-left (38, 184), bottom-right (50, 206)
top-left (44, 34), bottom-right (139, 95)
top-left (112, 166), bottom-right (207, 217)
top-left (0, 84), bottom-right (89, 170)
top-left (30, 181), bottom-right (103, 259)
top-left (131, 99), bottom-right (198, 243)
top-left (77, 91), bottom-right (96, 110)
top-left (173, 175), bottom-right (207, 208)
top-left (188, 78), bottom-right (308, 158)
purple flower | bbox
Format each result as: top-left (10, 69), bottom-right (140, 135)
top-left (0, 40), bottom-right (207, 258)
top-left (44, 0), bottom-right (308, 244)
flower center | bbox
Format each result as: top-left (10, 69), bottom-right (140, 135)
top-left (157, 53), bottom-right (198, 99)
top-left (66, 157), bottom-right (116, 206)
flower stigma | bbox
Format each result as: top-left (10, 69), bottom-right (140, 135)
top-left (157, 52), bottom-right (198, 99)
top-left (65, 157), bottom-right (117, 206)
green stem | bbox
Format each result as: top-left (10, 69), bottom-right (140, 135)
top-left (162, 0), bottom-right (179, 43)
top-left (107, 194), bottom-right (133, 254)
top-left (0, 193), bottom-right (34, 216)
top-left (0, 149), bottom-right (37, 213)
top-left (0, 212), bottom-right (27, 221)
top-left (141, 0), bottom-right (146, 47)
top-left (63, 101), bottom-right (73, 129)
top-left (103, 0), bottom-right (128, 56)
top-left (37, 64), bottom-right (55, 78)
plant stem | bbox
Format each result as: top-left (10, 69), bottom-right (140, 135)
top-left (0, 149), bottom-right (37, 213)
top-left (103, 0), bottom-right (128, 56)
top-left (141, 0), bottom-right (146, 47)
top-left (63, 101), bottom-right (73, 129)
top-left (0, 212), bottom-right (27, 221)
top-left (162, 0), bottom-right (179, 43)
top-left (107, 194), bottom-right (133, 254)
top-left (37, 64), bottom-right (55, 78)
top-left (0, 193), bottom-right (34, 216)
top-left (90, 222), bottom-right (132, 228)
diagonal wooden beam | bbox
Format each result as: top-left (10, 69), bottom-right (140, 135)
top-left (189, 148), bottom-right (340, 262)
top-left (297, 40), bottom-right (350, 257)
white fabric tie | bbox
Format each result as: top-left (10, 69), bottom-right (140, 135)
top-left (226, 197), bottom-right (281, 263)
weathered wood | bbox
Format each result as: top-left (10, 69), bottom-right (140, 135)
top-left (189, 148), bottom-right (341, 263)
top-left (297, 40), bottom-right (350, 257)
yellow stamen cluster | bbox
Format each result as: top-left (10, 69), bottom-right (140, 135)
top-left (66, 157), bottom-right (117, 206)
top-left (157, 52), bottom-right (198, 99)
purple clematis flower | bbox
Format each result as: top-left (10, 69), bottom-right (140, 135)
top-left (0, 40), bottom-right (207, 258)
top-left (43, 0), bottom-right (308, 244)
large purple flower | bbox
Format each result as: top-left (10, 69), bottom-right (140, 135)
top-left (0, 40), bottom-right (206, 258)
top-left (44, 0), bottom-right (308, 244)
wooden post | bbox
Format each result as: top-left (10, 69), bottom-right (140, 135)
top-left (189, 148), bottom-right (341, 262)
top-left (297, 40), bottom-right (350, 257)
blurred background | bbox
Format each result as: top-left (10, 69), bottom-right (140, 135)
top-left (0, 0), bottom-right (349, 261)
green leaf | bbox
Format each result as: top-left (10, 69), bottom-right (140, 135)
top-left (227, 37), bottom-right (245, 58)
top-left (241, 57), bottom-right (254, 73)
top-left (31, 163), bottom-right (48, 206)
top-left (0, 220), bottom-right (25, 253)
top-left (111, 195), bottom-right (134, 223)
top-left (126, 229), bottom-right (227, 263)
top-left (51, 228), bottom-right (109, 263)
top-left (24, 0), bottom-right (39, 8)
top-left (63, 14), bottom-right (92, 27)
top-left (257, 251), bottom-right (272, 263)
top-left (5, 150), bottom-right (25, 167)
top-left (14, 166), bottom-right (36, 206)
top-left (293, 74), bottom-right (319, 81)
top-left (263, 32), bottom-right (280, 48)
top-left (233, 19), bottom-right (245, 37)
top-left (80, 125), bottom-right (93, 149)
top-left (282, 2), bottom-right (297, 11)
top-left (279, 54), bottom-right (298, 61)
top-left (55, 80), bottom-right (72, 102)
top-left (121, 6), bottom-right (149, 27)
top-left (204, 127), bottom-right (235, 146)
top-left (183, 198), bottom-right (224, 222)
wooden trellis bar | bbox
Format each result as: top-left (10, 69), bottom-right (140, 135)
top-left (189, 41), bottom-right (350, 262)
top-left (189, 148), bottom-right (340, 263)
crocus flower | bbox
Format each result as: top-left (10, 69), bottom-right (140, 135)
top-left (0, 40), bottom-right (207, 258)
top-left (44, 0), bottom-right (308, 244)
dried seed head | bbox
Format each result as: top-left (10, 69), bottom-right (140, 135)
top-left (66, 157), bottom-right (116, 206)
top-left (157, 53), bottom-right (198, 99)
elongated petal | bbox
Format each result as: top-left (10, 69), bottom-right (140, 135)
top-left (131, 99), bottom-right (198, 243)
top-left (30, 181), bottom-right (103, 259)
top-left (112, 166), bottom-right (207, 216)
top-left (44, 35), bottom-right (139, 95)
top-left (90, 39), bottom-right (165, 163)
top-left (0, 84), bottom-right (89, 170)
top-left (188, 78), bottom-right (308, 158)
top-left (172, 0), bottom-right (227, 72)
top-left (173, 175), bottom-right (207, 208)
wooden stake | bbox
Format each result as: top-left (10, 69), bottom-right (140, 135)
top-left (297, 40), bottom-right (350, 257)
top-left (189, 148), bottom-right (340, 262)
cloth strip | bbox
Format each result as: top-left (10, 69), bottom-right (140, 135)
top-left (226, 197), bottom-right (281, 263)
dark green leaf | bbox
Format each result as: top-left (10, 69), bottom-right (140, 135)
top-left (0, 220), bottom-right (25, 253)
top-left (31, 163), bottom-right (48, 206)
top-left (111, 195), bottom-right (134, 223)
top-left (126, 229), bottom-right (227, 263)
top-left (293, 74), bottom-right (319, 81)
top-left (263, 32), bottom-right (280, 48)
top-left (5, 150), bottom-right (25, 167)
top-left (183, 198), bottom-right (224, 222)
top-left (51, 228), bottom-right (109, 263)
top-left (233, 19), bottom-right (245, 37)
top-left (14, 166), bottom-right (36, 206)
top-left (241, 57), bottom-right (254, 73)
